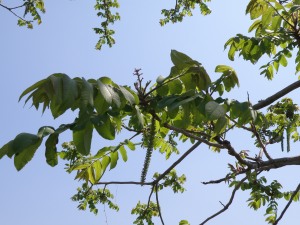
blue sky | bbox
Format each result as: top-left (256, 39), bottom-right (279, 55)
top-left (1, 0), bottom-right (300, 224)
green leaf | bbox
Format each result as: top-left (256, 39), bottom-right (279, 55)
top-left (279, 55), bottom-right (288, 67)
top-left (72, 163), bottom-right (91, 170)
top-left (171, 50), bottom-right (194, 69)
top-left (97, 78), bottom-right (121, 107)
top-left (81, 78), bottom-right (94, 107)
top-left (94, 146), bottom-right (111, 158)
top-left (0, 141), bottom-right (13, 159)
top-left (134, 105), bottom-right (145, 128)
top-left (167, 79), bottom-right (183, 94)
top-left (205, 101), bottom-right (226, 120)
top-left (94, 91), bottom-right (110, 115)
top-left (248, 20), bottom-right (261, 32)
top-left (14, 137), bottom-right (42, 171)
top-left (101, 155), bottom-right (111, 172)
top-left (156, 83), bottom-right (169, 96)
top-left (91, 114), bottom-right (115, 140)
top-left (88, 166), bottom-right (96, 184)
top-left (73, 120), bottom-right (93, 155)
top-left (110, 151), bottom-right (119, 169)
top-left (49, 74), bottom-right (63, 117)
top-left (119, 145), bottom-right (127, 162)
top-left (214, 116), bottom-right (227, 135)
top-left (19, 78), bottom-right (48, 102)
top-left (179, 220), bottom-right (190, 225)
top-left (93, 160), bottom-right (102, 181)
top-left (45, 133), bottom-right (59, 167)
top-left (125, 139), bottom-right (136, 150)
top-left (61, 74), bottom-right (79, 109)
top-left (169, 95), bottom-right (198, 111)
top-left (118, 85), bottom-right (138, 105)
top-left (12, 133), bottom-right (41, 155)
top-left (261, 7), bottom-right (273, 27)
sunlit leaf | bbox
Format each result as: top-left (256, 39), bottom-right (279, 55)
top-left (205, 101), bottom-right (226, 120)
top-left (110, 151), bottom-right (119, 169)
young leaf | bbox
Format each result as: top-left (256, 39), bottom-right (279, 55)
top-left (179, 220), bottom-right (190, 225)
top-left (93, 160), bottom-right (102, 182)
top-left (101, 155), bottom-right (111, 173)
top-left (110, 151), bottom-right (119, 169)
top-left (125, 139), bottom-right (136, 150)
top-left (119, 145), bottom-right (128, 162)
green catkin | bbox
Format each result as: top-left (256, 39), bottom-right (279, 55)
top-left (281, 136), bottom-right (284, 152)
top-left (140, 116), bottom-right (156, 184)
top-left (286, 125), bottom-right (290, 152)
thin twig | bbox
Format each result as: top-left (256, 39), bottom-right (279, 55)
top-left (155, 184), bottom-right (165, 225)
top-left (97, 181), bottom-right (152, 185)
top-left (152, 141), bottom-right (202, 184)
top-left (263, 0), bottom-right (294, 29)
top-left (250, 123), bottom-right (272, 160)
top-left (273, 183), bottom-right (300, 225)
top-left (202, 170), bottom-right (250, 185)
top-left (142, 186), bottom-right (155, 218)
top-left (226, 115), bottom-right (253, 132)
top-left (0, 3), bottom-right (31, 23)
top-left (97, 141), bottom-right (202, 187)
top-left (199, 176), bottom-right (248, 225)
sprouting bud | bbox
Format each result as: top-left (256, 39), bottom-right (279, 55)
top-left (156, 75), bottom-right (165, 84)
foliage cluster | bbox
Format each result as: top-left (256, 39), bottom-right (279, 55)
top-left (3, 0), bottom-right (300, 224)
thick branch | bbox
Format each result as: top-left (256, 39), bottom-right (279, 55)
top-left (255, 155), bottom-right (300, 170)
top-left (252, 80), bottom-right (300, 110)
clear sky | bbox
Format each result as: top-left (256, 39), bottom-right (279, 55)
top-left (1, 0), bottom-right (300, 225)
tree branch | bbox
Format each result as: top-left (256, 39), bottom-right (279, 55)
top-left (0, 3), bottom-right (31, 23)
top-left (252, 80), bottom-right (300, 110)
top-left (273, 183), bottom-right (300, 225)
top-left (202, 169), bottom-right (251, 185)
top-left (97, 141), bottom-right (202, 186)
top-left (155, 184), bottom-right (165, 225)
top-left (151, 141), bottom-right (202, 184)
top-left (163, 123), bottom-right (224, 149)
top-left (250, 123), bottom-right (272, 160)
top-left (255, 155), bottom-right (300, 170)
top-left (199, 176), bottom-right (248, 225)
